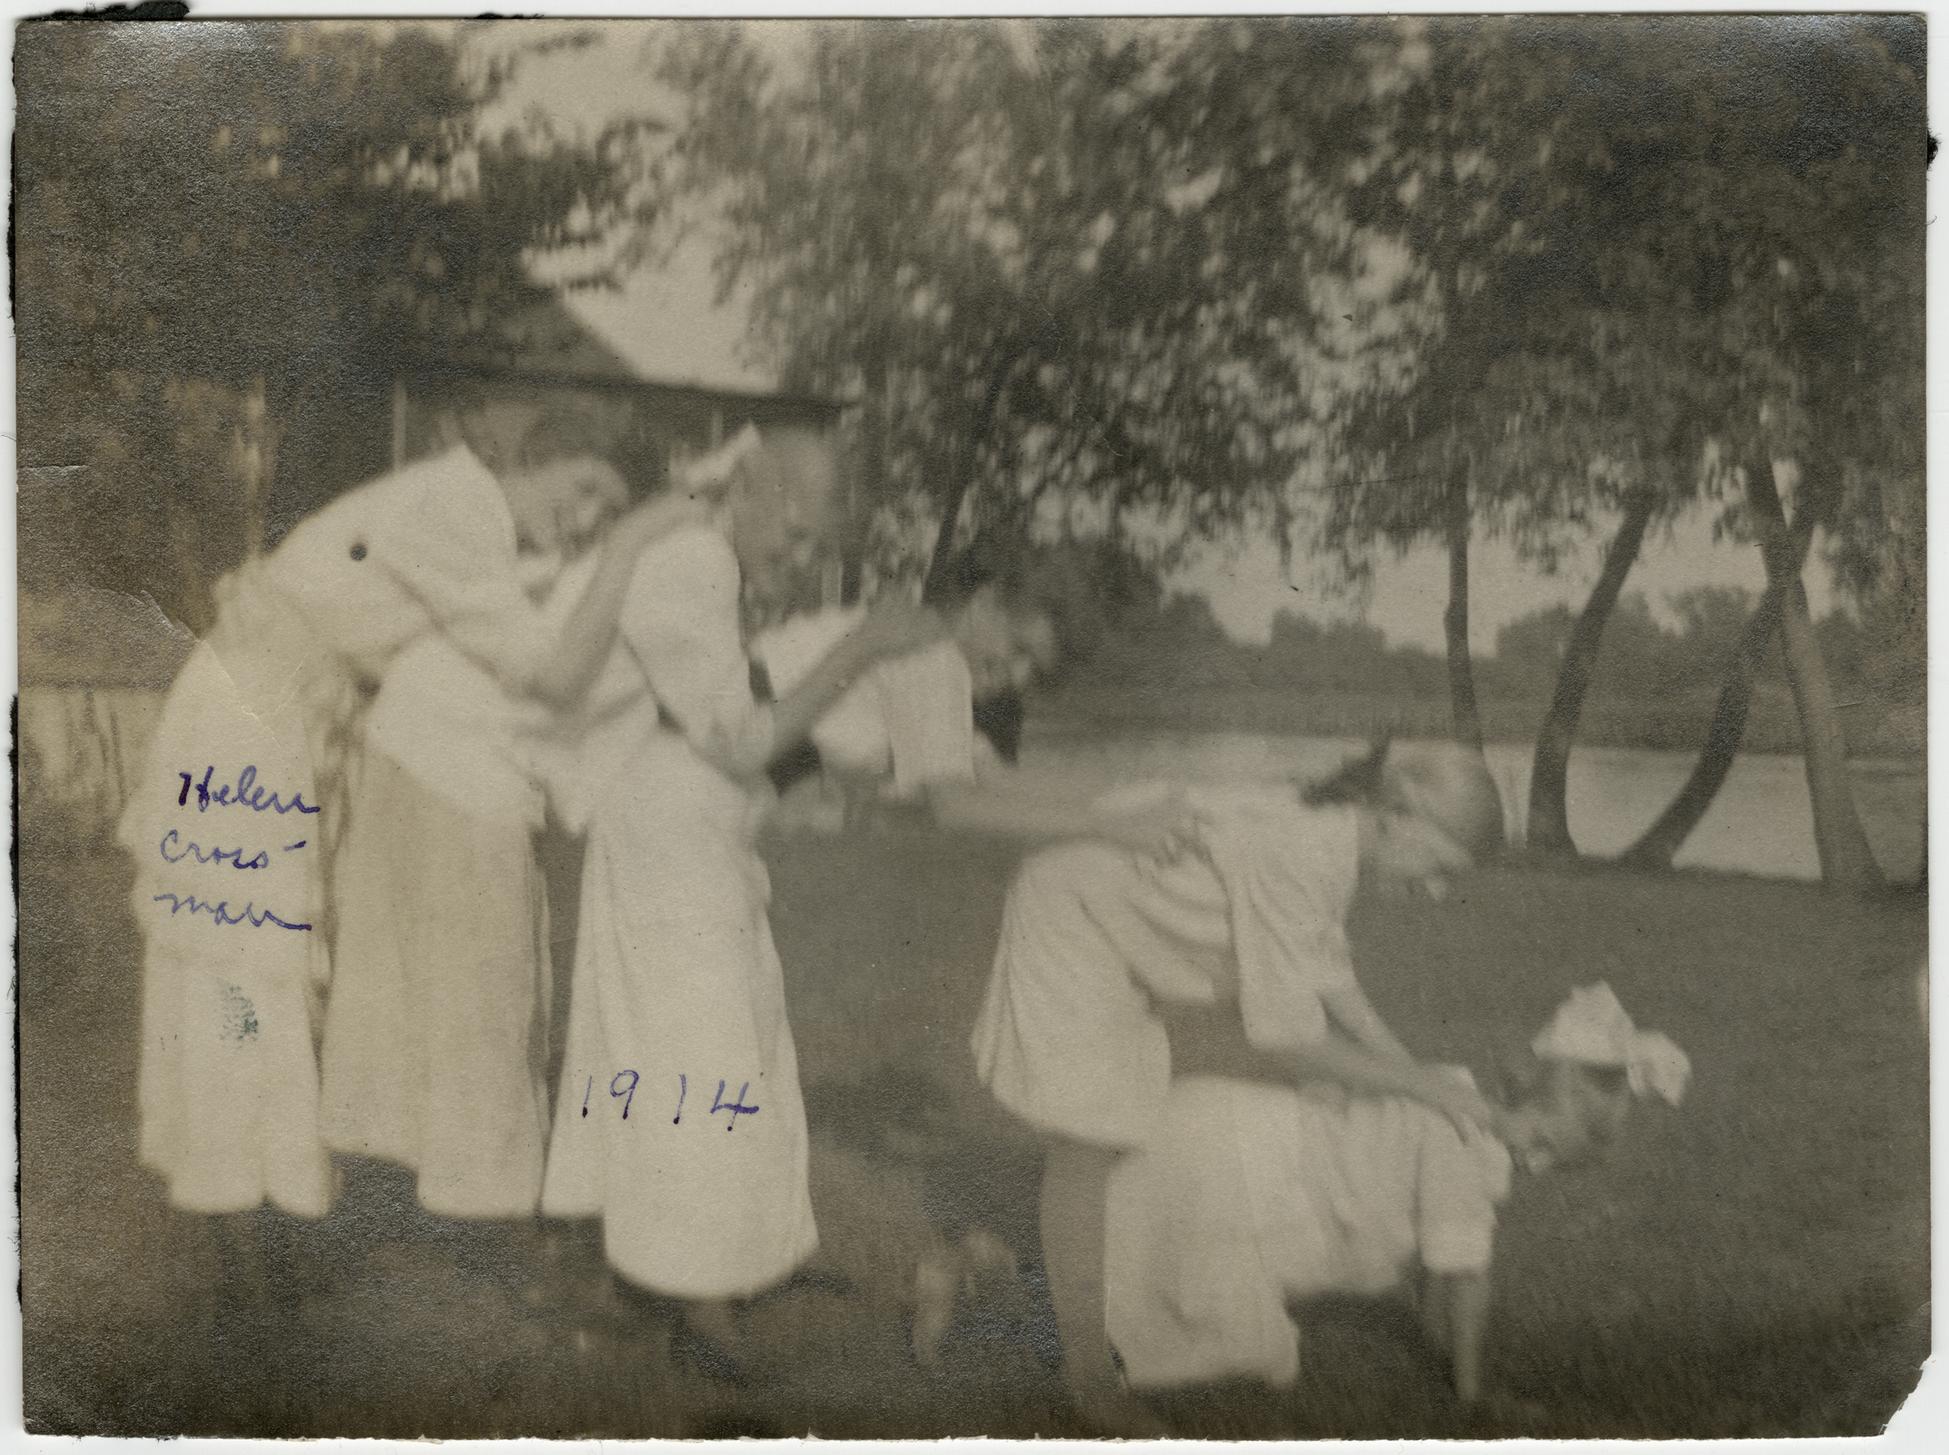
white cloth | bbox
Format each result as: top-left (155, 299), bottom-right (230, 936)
top-left (270, 445), bottom-right (553, 688)
top-left (971, 795), bottom-right (1360, 1147)
top-left (120, 611), bottom-right (335, 1217)
top-left (1105, 1075), bottom-right (1511, 1390)
top-left (318, 750), bottom-right (553, 1216)
top-left (364, 634), bottom-right (550, 829)
top-left (752, 607), bottom-right (978, 794)
top-left (360, 539), bottom-right (600, 834)
top-left (541, 526), bottom-right (817, 1299)
top-left (1101, 782), bottom-right (1361, 1048)
top-left (1531, 983), bottom-right (1693, 1107)
top-left (491, 549), bottom-right (648, 836)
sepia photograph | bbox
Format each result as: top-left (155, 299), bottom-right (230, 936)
top-left (9, 5), bottom-right (1931, 1442)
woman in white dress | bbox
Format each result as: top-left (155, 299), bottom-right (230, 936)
top-left (1103, 986), bottom-right (1689, 1414)
top-left (540, 427), bottom-right (947, 1363)
top-left (124, 407), bottom-right (684, 1287)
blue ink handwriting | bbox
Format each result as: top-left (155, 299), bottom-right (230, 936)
top-left (612, 1069), bottom-right (640, 1120)
top-left (160, 829), bottom-right (269, 871)
top-left (710, 1079), bottom-right (760, 1131)
top-left (579, 1072), bottom-right (758, 1129)
top-left (158, 830), bottom-right (310, 870)
top-left (177, 765), bottom-right (321, 817)
top-left (151, 892), bottom-right (312, 932)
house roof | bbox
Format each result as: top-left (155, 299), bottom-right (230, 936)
top-left (402, 243), bottom-right (847, 417)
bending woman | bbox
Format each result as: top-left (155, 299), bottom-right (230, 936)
top-left (752, 538), bottom-right (1200, 857)
top-left (1107, 985), bottom-right (1690, 1412)
top-left (124, 407), bottom-right (691, 1226)
top-left (969, 737), bottom-right (1509, 1433)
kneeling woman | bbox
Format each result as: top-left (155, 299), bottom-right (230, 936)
top-left (1107, 984), bottom-right (1690, 1408)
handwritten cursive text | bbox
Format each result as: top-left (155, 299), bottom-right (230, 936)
top-left (151, 892), bottom-right (312, 932)
top-left (176, 765), bottom-right (321, 817)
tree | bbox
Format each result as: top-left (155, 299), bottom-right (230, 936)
top-left (1322, 15), bottom-right (1916, 880)
top-left (1319, 19), bottom-right (1678, 753)
top-left (14, 19), bottom-right (656, 625)
top-left (1622, 508), bottom-right (1813, 870)
top-left (662, 19), bottom-right (1379, 590)
top-left (1605, 16), bottom-right (1921, 886)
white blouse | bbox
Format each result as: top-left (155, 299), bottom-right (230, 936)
top-left (752, 606), bottom-right (978, 797)
top-left (269, 445), bottom-right (555, 687)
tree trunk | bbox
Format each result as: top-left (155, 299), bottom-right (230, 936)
top-left (1749, 460), bottom-right (1883, 892)
top-left (1619, 578), bottom-right (1790, 869)
top-left (841, 355), bottom-right (888, 606)
top-left (925, 470), bottom-right (974, 600)
top-left (1621, 470), bottom-right (1832, 872)
top-left (1443, 470), bottom-right (1483, 751)
top-left (1526, 483), bottom-right (1659, 856)
top-left (924, 344), bottom-right (1025, 601)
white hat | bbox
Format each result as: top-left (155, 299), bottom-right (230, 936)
top-left (1532, 983), bottom-right (1692, 1108)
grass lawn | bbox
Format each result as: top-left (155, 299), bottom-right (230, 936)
top-left (18, 814), bottom-right (1930, 1439)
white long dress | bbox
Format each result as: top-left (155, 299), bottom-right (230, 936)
top-left (120, 570), bottom-right (338, 1216)
top-left (541, 525), bottom-right (818, 1300)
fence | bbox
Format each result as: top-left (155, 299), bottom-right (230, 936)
top-left (18, 686), bottom-right (168, 840)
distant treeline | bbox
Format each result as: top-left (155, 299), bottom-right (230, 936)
top-left (1042, 588), bottom-right (1924, 760)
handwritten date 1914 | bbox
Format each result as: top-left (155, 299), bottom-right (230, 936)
top-left (581, 1072), bottom-right (760, 1130)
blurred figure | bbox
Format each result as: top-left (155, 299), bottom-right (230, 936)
top-left (969, 739), bottom-right (1509, 1434)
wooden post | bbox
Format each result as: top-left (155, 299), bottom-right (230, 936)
top-left (239, 375), bottom-right (271, 560)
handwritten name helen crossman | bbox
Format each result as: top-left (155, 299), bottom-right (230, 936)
top-left (151, 765), bottom-right (321, 932)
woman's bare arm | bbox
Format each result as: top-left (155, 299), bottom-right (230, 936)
top-left (1321, 980), bottom-right (1418, 1064)
top-left (1160, 1002), bottom-right (1497, 1132)
top-left (521, 497), bottom-right (709, 709)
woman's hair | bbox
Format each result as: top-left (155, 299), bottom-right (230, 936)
top-left (1300, 736), bottom-right (1506, 863)
top-left (1498, 1051), bottom-right (1629, 1108)
top-left (932, 536), bottom-right (1109, 677)
top-left (1300, 733), bottom-right (1395, 808)
top-left (514, 401), bottom-right (632, 479)
top-left (1497, 1052), bottom-right (1635, 1167)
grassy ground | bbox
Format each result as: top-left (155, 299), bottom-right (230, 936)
top-left (18, 810), bottom-right (1930, 1438)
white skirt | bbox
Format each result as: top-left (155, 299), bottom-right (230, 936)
top-left (971, 841), bottom-right (1235, 1148)
top-left (318, 750), bottom-right (552, 1217)
top-left (123, 640), bottom-right (333, 1217)
top-left (542, 732), bottom-right (817, 1300)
